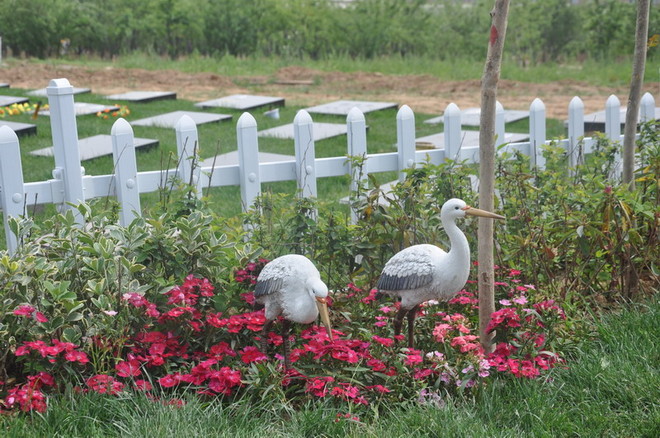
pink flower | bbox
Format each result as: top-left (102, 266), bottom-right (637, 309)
top-left (450, 335), bottom-right (481, 353)
top-left (513, 295), bottom-right (528, 305)
top-left (13, 305), bottom-right (35, 316)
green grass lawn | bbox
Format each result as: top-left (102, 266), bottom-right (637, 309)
top-left (2, 298), bottom-right (657, 437)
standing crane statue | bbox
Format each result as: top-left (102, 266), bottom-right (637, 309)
top-left (376, 198), bottom-right (505, 348)
top-left (255, 254), bottom-right (333, 370)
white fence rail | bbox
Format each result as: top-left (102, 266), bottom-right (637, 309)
top-left (0, 78), bottom-right (656, 254)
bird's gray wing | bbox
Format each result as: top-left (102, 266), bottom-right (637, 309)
top-left (377, 248), bottom-right (434, 291)
top-left (254, 277), bottom-right (284, 297)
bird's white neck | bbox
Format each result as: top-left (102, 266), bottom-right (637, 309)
top-left (443, 216), bottom-right (471, 272)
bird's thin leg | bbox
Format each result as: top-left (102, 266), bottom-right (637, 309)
top-left (282, 319), bottom-right (292, 371)
top-left (406, 305), bottom-right (420, 349)
top-left (393, 306), bottom-right (409, 341)
top-left (260, 319), bottom-right (274, 354)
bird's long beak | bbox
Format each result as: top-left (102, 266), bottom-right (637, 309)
top-left (316, 297), bottom-right (333, 341)
top-left (463, 205), bottom-right (505, 220)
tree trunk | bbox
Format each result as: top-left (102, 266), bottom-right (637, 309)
top-left (622, 0), bottom-right (650, 189)
top-left (478, 0), bottom-right (510, 353)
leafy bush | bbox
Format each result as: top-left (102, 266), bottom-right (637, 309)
top-left (1, 0), bottom-right (657, 63)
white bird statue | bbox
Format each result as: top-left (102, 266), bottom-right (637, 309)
top-left (376, 198), bottom-right (505, 348)
top-left (255, 254), bottom-right (333, 370)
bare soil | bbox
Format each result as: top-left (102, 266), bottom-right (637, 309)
top-left (3, 61), bottom-right (658, 120)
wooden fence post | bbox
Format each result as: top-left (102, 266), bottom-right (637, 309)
top-left (293, 110), bottom-right (318, 199)
top-left (605, 94), bottom-right (622, 179)
top-left (640, 92), bottom-right (655, 122)
top-left (0, 126), bottom-right (25, 254)
top-left (111, 118), bottom-right (141, 226)
top-left (529, 98), bottom-right (546, 169)
top-left (236, 112), bottom-right (261, 211)
top-left (567, 96), bottom-right (585, 175)
top-left (347, 107), bottom-right (367, 223)
top-left (444, 103), bottom-right (461, 162)
top-left (396, 105), bottom-right (415, 182)
top-left (47, 78), bottom-right (85, 224)
top-left (175, 115), bottom-right (203, 198)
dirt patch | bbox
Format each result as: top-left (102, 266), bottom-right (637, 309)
top-left (2, 61), bottom-right (658, 120)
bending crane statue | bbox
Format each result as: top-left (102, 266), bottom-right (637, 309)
top-left (255, 254), bottom-right (333, 370)
top-left (376, 198), bottom-right (505, 348)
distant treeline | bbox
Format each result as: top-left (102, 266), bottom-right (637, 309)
top-left (1, 0), bottom-right (657, 63)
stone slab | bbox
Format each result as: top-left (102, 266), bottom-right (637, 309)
top-left (199, 150), bottom-right (294, 167)
top-left (579, 107), bottom-right (660, 132)
top-left (304, 100), bottom-right (397, 116)
top-left (105, 91), bottom-right (176, 103)
top-left (131, 110), bottom-right (232, 128)
top-left (28, 87), bottom-right (91, 97)
top-left (195, 94), bottom-right (285, 110)
top-left (415, 131), bottom-right (529, 150)
top-left (0, 120), bottom-right (37, 137)
top-left (39, 102), bottom-right (120, 117)
top-left (258, 122), bottom-right (347, 140)
top-left (30, 135), bottom-right (158, 161)
top-left (424, 107), bottom-right (530, 126)
top-left (0, 95), bottom-right (29, 106)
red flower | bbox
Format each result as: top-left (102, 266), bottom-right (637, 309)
top-left (86, 375), bottom-right (124, 395)
top-left (4, 384), bottom-right (47, 412)
top-left (239, 346), bottom-right (268, 364)
top-left (487, 307), bottom-right (521, 332)
top-left (64, 350), bottom-right (89, 364)
top-left (413, 368), bottom-right (434, 380)
top-left (207, 367), bottom-right (242, 395)
top-left (404, 349), bottom-right (423, 366)
top-left (158, 373), bottom-right (181, 388)
top-left (305, 376), bottom-right (334, 397)
top-left (365, 384), bottom-right (391, 394)
top-left (116, 359), bottom-right (142, 377)
top-left (360, 287), bottom-right (378, 304)
top-left (134, 379), bottom-right (152, 391)
top-left (371, 335), bottom-right (394, 347)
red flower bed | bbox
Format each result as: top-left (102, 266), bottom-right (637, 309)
top-left (1, 266), bottom-right (567, 414)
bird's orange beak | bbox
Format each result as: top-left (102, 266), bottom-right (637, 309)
top-left (463, 205), bottom-right (505, 220)
top-left (315, 297), bottom-right (333, 341)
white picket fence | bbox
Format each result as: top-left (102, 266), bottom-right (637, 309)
top-left (0, 78), bottom-right (656, 254)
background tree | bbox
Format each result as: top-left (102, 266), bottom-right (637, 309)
top-left (622, 0), bottom-right (651, 188)
top-left (478, 0), bottom-right (510, 352)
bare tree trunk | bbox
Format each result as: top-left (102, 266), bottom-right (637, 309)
top-left (478, 0), bottom-right (509, 353)
top-left (622, 0), bottom-right (650, 189)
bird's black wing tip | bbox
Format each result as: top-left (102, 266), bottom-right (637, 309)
top-left (377, 273), bottom-right (433, 291)
top-left (254, 278), bottom-right (283, 297)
